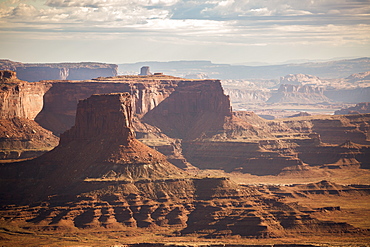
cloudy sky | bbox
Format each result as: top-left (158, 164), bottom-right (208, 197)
top-left (0, 0), bottom-right (369, 64)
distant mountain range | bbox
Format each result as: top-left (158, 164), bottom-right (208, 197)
top-left (118, 57), bottom-right (370, 80)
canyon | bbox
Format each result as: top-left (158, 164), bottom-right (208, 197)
top-left (0, 70), bottom-right (369, 246)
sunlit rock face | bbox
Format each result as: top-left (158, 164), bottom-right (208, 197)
top-left (0, 70), bottom-right (58, 160)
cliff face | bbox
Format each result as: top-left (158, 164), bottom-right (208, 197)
top-left (0, 71), bottom-right (58, 159)
top-left (0, 93), bottom-right (186, 199)
top-left (0, 71), bottom-right (51, 120)
top-left (0, 60), bottom-right (117, 82)
top-left (143, 80), bottom-right (232, 140)
top-left (60, 93), bottom-right (134, 145)
top-left (324, 87), bottom-right (370, 103)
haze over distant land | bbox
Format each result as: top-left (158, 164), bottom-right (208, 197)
top-left (118, 57), bottom-right (370, 79)
top-left (0, 0), bottom-right (369, 64)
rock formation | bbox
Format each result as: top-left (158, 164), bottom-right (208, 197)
top-left (0, 70), bottom-right (51, 120)
top-left (0, 71), bottom-right (58, 160)
top-left (142, 79), bottom-right (232, 140)
top-left (288, 112), bottom-right (311, 118)
top-left (139, 66), bottom-right (152, 76)
top-left (0, 60), bottom-right (117, 82)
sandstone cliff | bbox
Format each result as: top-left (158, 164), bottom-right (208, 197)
top-left (0, 71), bottom-right (58, 160)
top-left (0, 71), bottom-right (51, 120)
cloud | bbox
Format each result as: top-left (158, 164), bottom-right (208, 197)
top-left (45, 0), bottom-right (180, 8)
top-left (0, 0), bottom-right (369, 61)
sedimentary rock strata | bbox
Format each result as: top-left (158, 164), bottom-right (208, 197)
top-left (0, 71), bottom-right (58, 160)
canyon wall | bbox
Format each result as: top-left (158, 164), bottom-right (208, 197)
top-left (0, 71), bottom-right (58, 159)
top-left (142, 80), bottom-right (232, 140)
top-left (0, 71), bottom-right (51, 120)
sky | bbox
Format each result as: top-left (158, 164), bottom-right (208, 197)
top-left (0, 0), bottom-right (369, 65)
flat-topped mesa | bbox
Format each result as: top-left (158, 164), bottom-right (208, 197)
top-left (60, 93), bottom-right (134, 145)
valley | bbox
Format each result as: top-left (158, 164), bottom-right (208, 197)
top-left (0, 61), bottom-right (369, 246)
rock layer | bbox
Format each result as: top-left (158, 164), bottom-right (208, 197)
top-left (0, 71), bottom-right (58, 160)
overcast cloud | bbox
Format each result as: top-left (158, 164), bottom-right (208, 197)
top-left (0, 0), bottom-right (369, 64)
